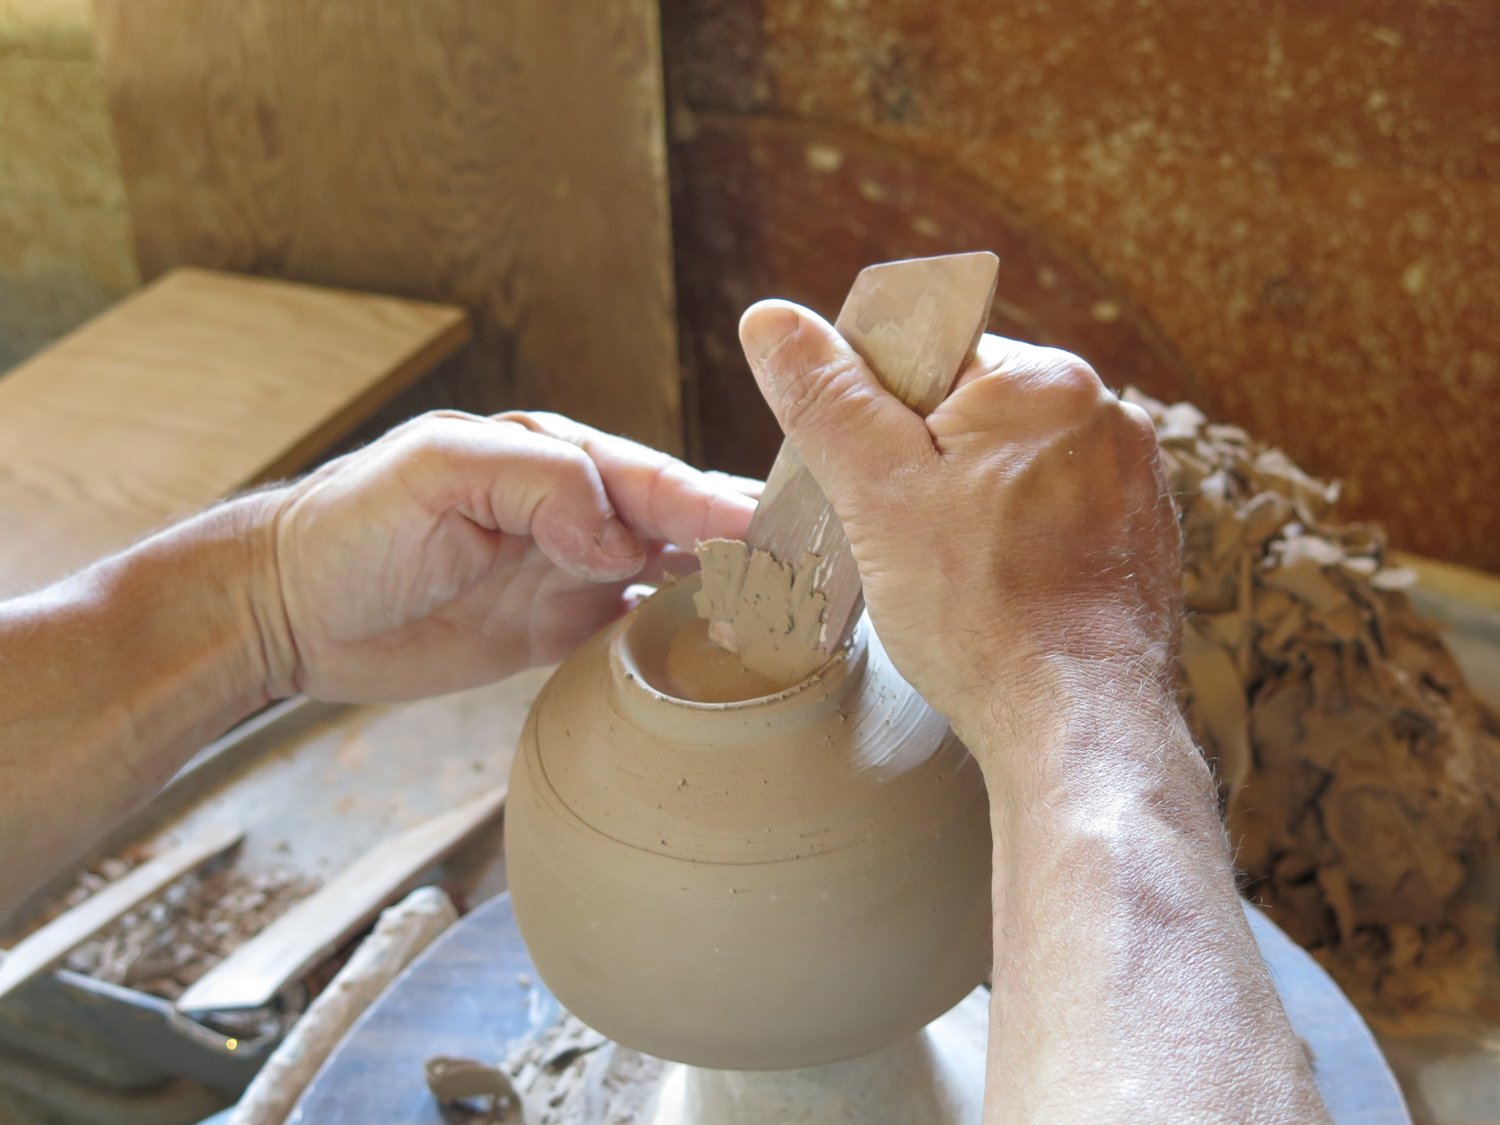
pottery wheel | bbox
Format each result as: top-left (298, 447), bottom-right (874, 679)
top-left (290, 894), bottom-right (1409, 1123)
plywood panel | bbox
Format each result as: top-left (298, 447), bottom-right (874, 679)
top-left (0, 267), bottom-right (469, 598)
top-left (91, 0), bottom-right (682, 452)
top-left (663, 0), bottom-right (1500, 570)
top-left (0, 3), bottom-right (140, 370)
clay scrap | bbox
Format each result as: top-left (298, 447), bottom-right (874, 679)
top-left (692, 539), bottom-right (833, 685)
top-left (425, 1056), bottom-right (526, 1121)
top-left (1132, 390), bottom-right (1500, 1022)
top-left (426, 1013), bottom-right (663, 1124)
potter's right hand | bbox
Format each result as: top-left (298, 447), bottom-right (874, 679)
top-left (737, 301), bottom-right (1181, 767)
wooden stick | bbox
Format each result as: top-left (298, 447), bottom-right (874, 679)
top-left (0, 823), bottom-right (243, 1003)
top-left (175, 787), bottom-right (505, 1014)
top-left (231, 886), bottom-right (458, 1125)
top-left (743, 251), bottom-right (1000, 652)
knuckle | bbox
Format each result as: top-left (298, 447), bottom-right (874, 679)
top-left (388, 408), bottom-right (467, 441)
top-left (1108, 406), bottom-right (1166, 482)
top-left (491, 409), bottom-right (555, 436)
top-left (1119, 400), bottom-right (1153, 430)
top-left (418, 408), bottom-right (481, 428)
top-left (398, 412), bottom-right (466, 454)
top-left (777, 354), bottom-right (867, 435)
top-left (537, 434), bottom-right (594, 479)
top-left (519, 410), bottom-right (570, 433)
top-left (996, 348), bottom-right (1109, 419)
top-left (1119, 401), bottom-right (1162, 446)
top-left (1046, 354), bottom-right (1105, 402)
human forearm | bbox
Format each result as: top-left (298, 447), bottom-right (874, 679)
top-left (976, 683), bottom-right (1327, 1122)
top-left (0, 494), bottom-right (280, 909)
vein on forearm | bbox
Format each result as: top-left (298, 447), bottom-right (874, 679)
top-left (982, 698), bottom-right (1326, 1123)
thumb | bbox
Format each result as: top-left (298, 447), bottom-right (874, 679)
top-left (739, 300), bottom-right (928, 499)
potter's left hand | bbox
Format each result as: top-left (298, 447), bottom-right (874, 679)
top-left (256, 411), bottom-right (756, 702)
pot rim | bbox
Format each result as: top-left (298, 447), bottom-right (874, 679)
top-left (610, 577), bottom-right (866, 731)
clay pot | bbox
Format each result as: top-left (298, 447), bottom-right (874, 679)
top-left (505, 575), bottom-right (992, 1070)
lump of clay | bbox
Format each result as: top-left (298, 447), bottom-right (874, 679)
top-left (424, 1055), bottom-right (526, 1121)
top-left (691, 538), bottom-right (834, 685)
top-left (1130, 389), bottom-right (1500, 1018)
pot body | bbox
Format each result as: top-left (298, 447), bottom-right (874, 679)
top-left (505, 577), bottom-right (992, 1070)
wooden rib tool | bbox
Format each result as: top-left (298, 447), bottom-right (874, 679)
top-left (732, 251), bottom-right (999, 653)
top-left (175, 787), bottom-right (505, 1014)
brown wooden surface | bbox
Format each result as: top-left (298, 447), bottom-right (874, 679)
top-left (0, 267), bottom-right (468, 599)
top-left (663, 1), bottom-right (1500, 571)
top-left (0, 0), bottom-right (140, 374)
top-left (91, 0), bottom-right (683, 452)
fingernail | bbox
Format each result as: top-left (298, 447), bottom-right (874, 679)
top-left (597, 517), bottom-right (640, 559)
top-left (739, 304), bottom-right (801, 366)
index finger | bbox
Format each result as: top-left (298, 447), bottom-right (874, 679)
top-left (492, 412), bottom-right (757, 547)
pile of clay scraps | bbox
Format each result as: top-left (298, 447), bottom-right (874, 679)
top-left (30, 852), bottom-right (318, 1001)
top-left (1126, 390), bottom-right (1500, 1025)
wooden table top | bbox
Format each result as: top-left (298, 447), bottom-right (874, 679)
top-left (0, 267), bottom-right (468, 600)
top-left (293, 893), bottom-right (1408, 1123)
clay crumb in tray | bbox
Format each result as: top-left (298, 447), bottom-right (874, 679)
top-left (30, 854), bottom-right (320, 1001)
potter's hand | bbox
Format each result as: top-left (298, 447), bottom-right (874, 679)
top-left (256, 411), bottom-right (756, 701)
top-left (738, 301), bottom-right (1180, 756)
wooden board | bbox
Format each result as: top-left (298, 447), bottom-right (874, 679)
top-left (92, 0), bottom-right (683, 451)
top-left (0, 267), bottom-right (469, 599)
top-left (0, 824), bottom-right (242, 1003)
top-left (1393, 551), bottom-right (1500, 617)
top-left (175, 787), bottom-right (507, 1014)
top-left (744, 252), bottom-right (998, 649)
top-left (0, 0), bottom-right (140, 374)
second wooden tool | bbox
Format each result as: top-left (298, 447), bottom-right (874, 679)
top-left (175, 787), bottom-right (506, 1014)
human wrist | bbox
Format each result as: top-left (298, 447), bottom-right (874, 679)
top-left (66, 491), bottom-right (294, 782)
top-left (942, 607), bottom-right (1177, 749)
top-left (132, 487), bottom-right (298, 707)
top-left (959, 656), bottom-right (1217, 833)
top-left (234, 487), bottom-right (300, 701)
top-left (170, 490), bottom-right (294, 710)
top-left (978, 672), bottom-right (1232, 915)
